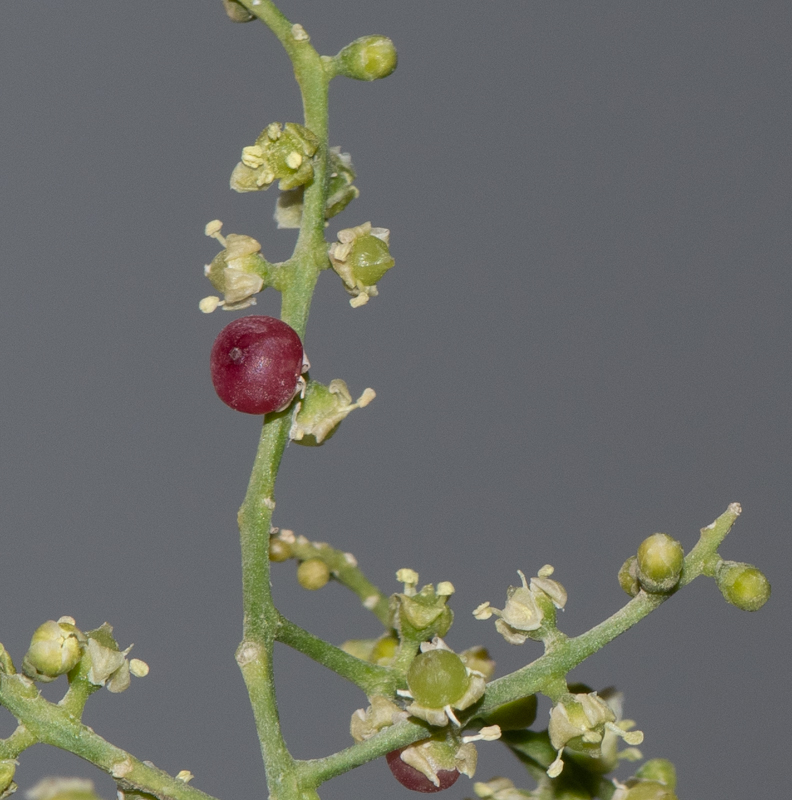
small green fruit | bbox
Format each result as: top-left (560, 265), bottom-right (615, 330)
top-left (716, 561), bottom-right (770, 611)
top-left (408, 649), bottom-right (469, 708)
top-left (636, 533), bottom-right (684, 593)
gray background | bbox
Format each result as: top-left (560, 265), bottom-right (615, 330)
top-left (1, 1), bottom-right (789, 798)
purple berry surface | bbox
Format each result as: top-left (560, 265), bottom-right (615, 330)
top-left (386, 749), bottom-right (459, 793)
top-left (210, 315), bottom-right (304, 415)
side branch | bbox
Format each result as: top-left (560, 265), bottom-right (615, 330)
top-left (0, 674), bottom-right (220, 800)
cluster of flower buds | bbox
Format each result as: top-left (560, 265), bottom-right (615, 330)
top-left (231, 122), bottom-right (319, 193)
top-left (328, 222), bottom-right (395, 306)
top-left (473, 566), bottom-right (567, 645)
top-left (289, 379), bottom-right (375, 446)
top-left (619, 533), bottom-right (685, 597)
top-left (20, 618), bottom-right (147, 693)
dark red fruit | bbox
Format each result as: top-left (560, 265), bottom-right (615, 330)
top-left (210, 316), bottom-right (304, 415)
top-left (386, 749), bottom-right (459, 793)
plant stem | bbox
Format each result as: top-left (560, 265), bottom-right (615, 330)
top-left (275, 614), bottom-right (400, 696)
top-left (0, 675), bottom-right (220, 800)
top-left (233, 4), bottom-right (332, 799)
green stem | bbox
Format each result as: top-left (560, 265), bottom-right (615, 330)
top-left (297, 505), bottom-right (739, 787)
top-left (278, 534), bottom-right (391, 626)
top-left (0, 675), bottom-right (220, 800)
top-left (232, 4), bottom-right (332, 799)
top-left (275, 614), bottom-right (400, 696)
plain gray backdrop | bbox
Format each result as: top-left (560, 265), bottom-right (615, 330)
top-left (1, 2), bottom-right (789, 798)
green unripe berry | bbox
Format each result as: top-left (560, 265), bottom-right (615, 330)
top-left (297, 558), bottom-right (330, 590)
top-left (636, 533), bottom-right (684, 593)
top-left (716, 561), bottom-right (771, 611)
top-left (23, 619), bottom-right (84, 681)
top-left (479, 694), bottom-right (538, 731)
top-left (407, 649), bottom-right (469, 708)
top-left (635, 759), bottom-right (677, 791)
top-left (335, 36), bottom-right (398, 81)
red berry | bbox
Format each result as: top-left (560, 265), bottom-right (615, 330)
top-left (386, 749), bottom-right (459, 793)
top-left (210, 316), bottom-right (304, 415)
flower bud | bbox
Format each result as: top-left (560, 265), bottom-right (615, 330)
top-left (23, 618), bottom-right (84, 681)
top-left (716, 560), bottom-right (771, 611)
top-left (328, 223), bottom-right (394, 307)
top-left (618, 555), bottom-right (641, 596)
top-left (636, 533), bottom-right (684, 593)
top-left (268, 535), bottom-right (293, 562)
top-left (297, 558), bottom-right (330, 590)
top-left (221, 0), bottom-right (255, 22)
top-left (334, 36), bottom-right (398, 81)
top-left (290, 379), bottom-right (375, 446)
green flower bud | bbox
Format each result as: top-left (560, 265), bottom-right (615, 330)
top-left (221, 0), bottom-right (255, 22)
top-left (328, 222), bottom-right (394, 307)
top-left (716, 560), bottom-right (771, 611)
top-left (634, 759), bottom-right (677, 791)
top-left (290, 379), bottom-right (375, 446)
top-left (636, 533), bottom-right (684, 593)
top-left (334, 35), bottom-right (398, 81)
top-left (0, 761), bottom-right (17, 798)
top-left (23, 618), bottom-right (85, 681)
top-left (297, 558), bottom-right (330, 590)
top-left (268, 535), bottom-right (293, 562)
top-left (618, 555), bottom-right (640, 596)
top-left (230, 122), bottom-right (319, 193)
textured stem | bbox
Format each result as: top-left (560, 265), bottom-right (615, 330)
top-left (0, 675), bottom-right (220, 800)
